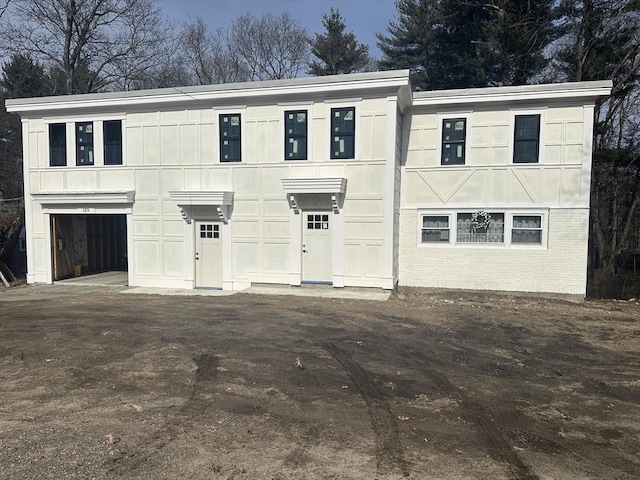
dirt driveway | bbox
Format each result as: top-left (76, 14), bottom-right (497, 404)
top-left (1, 285), bottom-right (639, 479)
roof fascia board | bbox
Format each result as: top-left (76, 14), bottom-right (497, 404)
top-left (6, 72), bottom-right (411, 114)
top-left (412, 81), bottom-right (612, 108)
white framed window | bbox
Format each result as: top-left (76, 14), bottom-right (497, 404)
top-left (456, 212), bottom-right (504, 243)
top-left (509, 109), bottom-right (546, 164)
top-left (511, 214), bottom-right (543, 244)
top-left (44, 115), bottom-right (126, 167)
top-left (421, 214), bottom-right (451, 243)
top-left (419, 209), bottom-right (547, 248)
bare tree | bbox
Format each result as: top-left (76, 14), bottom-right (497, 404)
top-left (179, 18), bottom-right (249, 85)
top-left (230, 13), bottom-right (310, 81)
top-left (178, 13), bottom-right (309, 85)
top-left (0, 0), bottom-right (174, 93)
top-left (0, 0), bottom-right (11, 20)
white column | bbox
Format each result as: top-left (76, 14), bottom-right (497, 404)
top-left (289, 208), bottom-right (302, 286)
top-left (382, 97), bottom-right (398, 289)
top-left (332, 206), bottom-right (345, 288)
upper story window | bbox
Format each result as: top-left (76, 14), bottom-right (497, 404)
top-left (49, 123), bottom-right (66, 167)
top-left (76, 122), bottom-right (94, 166)
top-left (47, 119), bottom-right (124, 167)
top-left (104, 120), bottom-right (123, 165)
top-left (331, 107), bottom-right (355, 159)
top-left (513, 114), bottom-right (540, 163)
top-left (285, 110), bottom-right (307, 160)
top-left (442, 118), bottom-right (466, 165)
top-left (219, 113), bottom-right (242, 162)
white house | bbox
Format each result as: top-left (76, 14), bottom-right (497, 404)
top-left (6, 71), bottom-right (611, 296)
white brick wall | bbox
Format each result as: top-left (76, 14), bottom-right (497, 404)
top-left (398, 208), bottom-right (589, 295)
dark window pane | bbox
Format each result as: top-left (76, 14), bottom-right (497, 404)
top-left (76, 121), bottom-right (94, 165)
top-left (330, 107), bottom-right (355, 159)
top-left (49, 123), bottom-right (66, 166)
top-left (104, 120), bottom-right (122, 165)
top-left (441, 118), bottom-right (466, 165)
top-left (512, 230), bottom-right (542, 244)
top-left (514, 115), bottom-right (540, 163)
top-left (220, 114), bottom-right (241, 162)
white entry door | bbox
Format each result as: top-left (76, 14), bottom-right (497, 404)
top-left (302, 212), bottom-right (332, 283)
top-left (195, 221), bottom-right (223, 288)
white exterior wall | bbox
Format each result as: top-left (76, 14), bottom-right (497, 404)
top-left (399, 101), bottom-right (596, 295)
top-left (399, 208), bottom-right (589, 294)
top-left (21, 94), bottom-right (398, 290)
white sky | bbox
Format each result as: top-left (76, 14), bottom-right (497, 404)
top-left (156, 0), bottom-right (399, 57)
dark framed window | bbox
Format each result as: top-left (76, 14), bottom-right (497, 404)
top-left (104, 120), bottom-right (123, 165)
top-left (76, 121), bottom-right (94, 166)
top-left (330, 107), bottom-right (355, 159)
top-left (219, 113), bottom-right (241, 162)
top-left (285, 110), bottom-right (307, 160)
top-left (513, 114), bottom-right (540, 163)
top-left (441, 118), bottom-right (466, 165)
top-left (49, 123), bottom-right (66, 166)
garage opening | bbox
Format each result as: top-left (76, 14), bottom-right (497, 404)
top-left (51, 214), bottom-right (127, 281)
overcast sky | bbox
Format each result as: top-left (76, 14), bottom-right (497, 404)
top-left (156, 0), bottom-right (398, 57)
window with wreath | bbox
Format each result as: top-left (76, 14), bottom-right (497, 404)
top-left (456, 212), bottom-right (504, 243)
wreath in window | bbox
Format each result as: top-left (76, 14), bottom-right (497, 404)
top-left (471, 210), bottom-right (492, 230)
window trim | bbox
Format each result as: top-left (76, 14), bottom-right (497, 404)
top-left (325, 100), bottom-right (360, 161)
top-left (215, 107), bottom-right (246, 163)
top-left (509, 109), bottom-right (546, 164)
top-left (44, 115), bottom-right (126, 167)
top-left (418, 209), bottom-right (548, 248)
top-left (283, 108), bottom-right (309, 161)
top-left (437, 112), bottom-right (471, 167)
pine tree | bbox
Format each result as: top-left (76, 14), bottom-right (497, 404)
top-left (377, 0), bottom-right (555, 90)
top-left (308, 8), bottom-right (372, 76)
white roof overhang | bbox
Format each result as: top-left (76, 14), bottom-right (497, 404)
top-left (281, 178), bottom-right (347, 214)
top-left (169, 190), bottom-right (234, 224)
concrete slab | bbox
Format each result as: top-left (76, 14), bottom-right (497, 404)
top-left (56, 271), bottom-right (128, 286)
top-left (242, 284), bottom-right (391, 301)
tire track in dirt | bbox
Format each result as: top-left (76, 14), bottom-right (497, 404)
top-left (322, 342), bottom-right (409, 477)
top-left (407, 354), bottom-right (538, 480)
top-left (108, 353), bottom-right (219, 475)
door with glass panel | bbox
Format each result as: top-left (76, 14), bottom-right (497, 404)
top-left (302, 212), bottom-right (332, 283)
top-left (195, 221), bottom-right (222, 288)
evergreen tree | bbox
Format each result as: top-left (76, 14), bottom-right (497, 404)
top-left (309, 8), bottom-right (372, 76)
top-left (377, 0), bottom-right (555, 90)
top-left (0, 53), bottom-right (52, 98)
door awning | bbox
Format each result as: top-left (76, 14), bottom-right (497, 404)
top-left (169, 190), bottom-right (234, 223)
top-left (281, 177), bottom-right (347, 214)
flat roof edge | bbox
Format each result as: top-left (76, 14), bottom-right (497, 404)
top-left (412, 80), bottom-right (613, 107)
top-left (5, 70), bottom-right (411, 113)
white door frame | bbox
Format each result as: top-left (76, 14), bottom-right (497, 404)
top-left (189, 218), bottom-right (233, 290)
top-left (290, 209), bottom-right (344, 288)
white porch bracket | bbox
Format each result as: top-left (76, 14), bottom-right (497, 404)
top-left (169, 190), bottom-right (234, 224)
top-left (288, 194), bottom-right (300, 214)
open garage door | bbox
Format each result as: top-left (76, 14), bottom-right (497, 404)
top-left (51, 214), bottom-right (127, 281)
